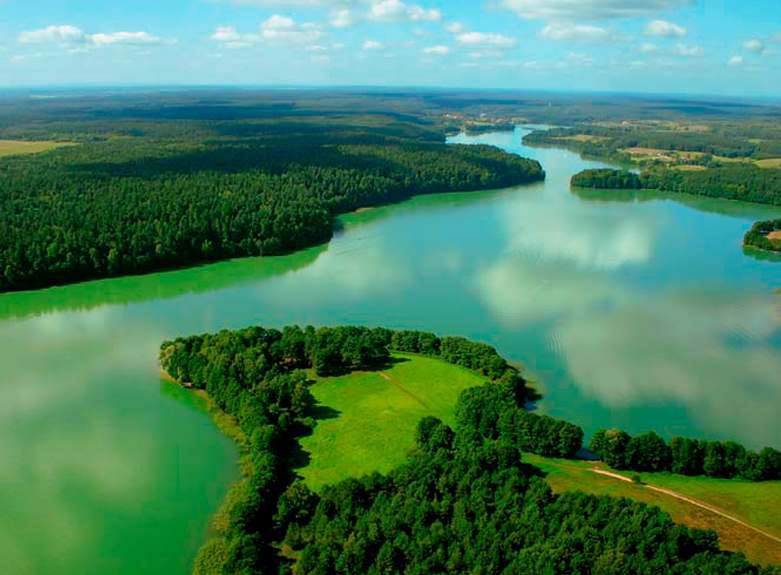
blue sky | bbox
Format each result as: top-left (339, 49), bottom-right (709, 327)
top-left (1, 0), bottom-right (780, 97)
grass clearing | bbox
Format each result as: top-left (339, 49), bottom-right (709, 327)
top-left (297, 353), bottom-right (486, 490)
top-left (0, 139), bottom-right (76, 157)
top-left (525, 454), bottom-right (781, 566)
top-left (557, 134), bottom-right (609, 143)
top-left (756, 158), bottom-right (781, 169)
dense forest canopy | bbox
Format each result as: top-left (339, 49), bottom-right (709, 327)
top-left (159, 324), bottom-right (780, 575)
top-left (0, 105), bottom-right (543, 292)
top-left (590, 429), bottom-right (781, 481)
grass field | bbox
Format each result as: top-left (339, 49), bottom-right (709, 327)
top-left (0, 139), bottom-right (75, 157)
top-left (297, 353), bottom-right (487, 490)
top-left (525, 454), bottom-right (781, 566)
top-left (756, 158), bottom-right (781, 169)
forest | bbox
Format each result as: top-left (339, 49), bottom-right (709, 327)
top-left (0, 108), bottom-right (543, 292)
top-left (744, 219), bottom-right (781, 253)
top-left (159, 324), bottom-right (780, 575)
top-left (571, 167), bottom-right (781, 205)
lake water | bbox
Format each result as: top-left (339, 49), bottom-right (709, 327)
top-left (2, 127), bottom-right (780, 574)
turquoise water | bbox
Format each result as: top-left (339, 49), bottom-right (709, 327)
top-left (1, 127), bottom-right (780, 574)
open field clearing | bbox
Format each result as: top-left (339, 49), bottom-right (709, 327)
top-left (757, 158), bottom-right (781, 169)
top-left (0, 139), bottom-right (76, 157)
top-left (297, 353), bottom-right (487, 490)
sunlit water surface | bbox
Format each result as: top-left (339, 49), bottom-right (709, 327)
top-left (2, 127), bottom-right (780, 574)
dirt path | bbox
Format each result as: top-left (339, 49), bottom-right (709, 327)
top-left (591, 469), bottom-right (781, 545)
top-left (378, 371), bottom-right (432, 410)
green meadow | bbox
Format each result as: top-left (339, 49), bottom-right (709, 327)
top-left (297, 353), bottom-right (487, 490)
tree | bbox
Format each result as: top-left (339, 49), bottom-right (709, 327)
top-left (703, 442), bottom-right (728, 478)
top-left (670, 437), bottom-right (704, 476)
top-left (625, 432), bottom-right (671, 472)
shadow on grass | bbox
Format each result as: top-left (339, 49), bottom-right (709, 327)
top-left (314, 355), bottom-right (411, 378)
top-left (289, 397), bottom-right (343, 474)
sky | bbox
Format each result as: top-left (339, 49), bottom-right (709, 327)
top-left (1, 0), bottom-right (780, 97)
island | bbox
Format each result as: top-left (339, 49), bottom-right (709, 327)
top-left (745, 219), bottom-right (781, 253)
top-left (571, 167), bottom-right (781, 206)
top-left (160, 324), bottom-right (781, 574)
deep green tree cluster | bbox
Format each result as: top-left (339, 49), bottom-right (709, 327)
top-left (590, 429), bottom-right (781, 481)
top-left (0, 125), bottom-right (544, 293)
top-left (571, 169), bottom-right (643, 189)
top-left (744, 219), bottom-right (781, 253)
top-left (455, 383), bottom-right (583, 458)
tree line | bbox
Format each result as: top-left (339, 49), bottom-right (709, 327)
top-left (524, 124), bottom-right (781, 160)
top-left (744, 219), bottom-right (781, 253)
top-left (590, 429), bottom-right (781, 481)
top-left (0, 124), bottom-right (544, 293)
top-left (159, 324), bottom-right (779, 574)
top-left (571, 167), bottom-right (781, 206)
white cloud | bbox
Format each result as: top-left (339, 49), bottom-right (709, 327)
top-left (541, 23), bottom-right (614, 42)
top-left (645, 19), bottom-right (686, 38)
top-left (90, 32), bottom-right (165, 46)
top-left (19, 25), bottom-right (86, 45)
top-left (456, 31), bottom-right (516, 48)
top-left (446, 22), bottom-right (465, 34)
top-left (638, 42), bottom-right (658, 53)
top-left (213, 27), bottom-right (261, 48)
top-left (673, 43), bottom-right (702, 57)
top-left (210, 15), bottom-right (322, 48)
top-left (211, 26), bottom-right (258, 48)
top-left (19, 25), bottom-right (170, 48)
top-left (406, 4), bottom-right (441, 21)
top-left (219, 0), bottom-right (345, 4)
top-left (362, 39), bottom-right (383, 50)
top-left (468, 49), bottom-right (505, 60)
top-left (567, 51), bottom-right (594, 65)
top-left (743, 38), bottom-right (766, 54)
top-left (369, 0), bottom-right (441, 23)
top-left (501, 0), bottom-right (694, 20)
top-left (422, 44), bottom-right (449, 55)
top-left (261, 14), bottom-right (323, 43)
top-left (728, 55), bottom-right (744, 67)
top-left (330, 8), bottom-right (353, 28)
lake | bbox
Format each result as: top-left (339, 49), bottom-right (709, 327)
top-left (2, 127), bottom-right (780, 574)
